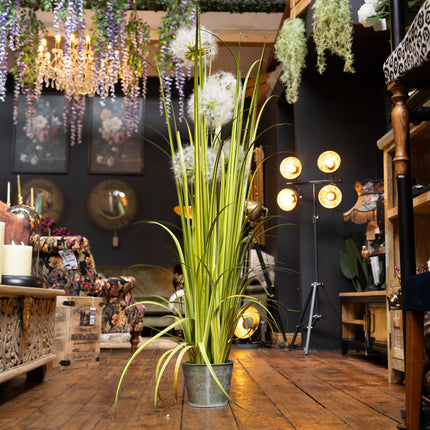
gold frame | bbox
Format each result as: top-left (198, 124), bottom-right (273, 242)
top-left (21, 178), bottom-right (65, 222)
top-left (86, 179), bottom-right (138, 231)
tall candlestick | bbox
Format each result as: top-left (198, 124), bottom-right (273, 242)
top-left (17, 175), bottom-right (23, 205)
top-left (31, 187), bottom-right (34, 208)
top-left (6, 181), bottom-right (10, 206)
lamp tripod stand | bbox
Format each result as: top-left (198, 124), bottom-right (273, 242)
top-left (289, 182), bottom-right (336, 355)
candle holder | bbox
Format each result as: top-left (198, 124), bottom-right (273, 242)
top-left (6, 203), bottom-right (42, 286)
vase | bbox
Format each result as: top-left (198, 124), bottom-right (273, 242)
top-left (182, 360), bottom-right (234, 407)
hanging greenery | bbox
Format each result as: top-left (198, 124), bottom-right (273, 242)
top-left (10, 9), bottom-right (47, 138)
top-left (312, 0), bottom-right (355, 74)
top-left (274, 18), bottom-right (307, 104)
top-left (120, 9), bottom-right (150, 134)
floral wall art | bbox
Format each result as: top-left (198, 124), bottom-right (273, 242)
top-left (88, 97), bottom-right (144, 175)
top-left (12, 95), bottom-right (68, 174)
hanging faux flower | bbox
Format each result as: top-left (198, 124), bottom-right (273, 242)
top-left (156, 0), bottom-right (196, 118)
top-left (120, 9), bottom-right (150, 134)
top-left (274, 18), bottom-right (307, 104)
top-left (91, 0), bottom-right (129, 99)
top-left (11, 8), bottom-right (46, 139)
top-left (357, 0), bottom-right (387, 28)
top-left (0, 0), bottom-right (21, 102)
top-left (312, 0), bottom-right (355, 74)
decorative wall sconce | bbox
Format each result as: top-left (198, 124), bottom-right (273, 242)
top-left (277, 150), bottom-right (342, 355)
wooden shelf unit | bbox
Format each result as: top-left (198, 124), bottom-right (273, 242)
top-left (377, 113), bottom-right (430, 383)
top-left (339, 291), bottom-right (387, 356)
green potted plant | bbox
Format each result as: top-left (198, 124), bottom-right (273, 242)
top-left (115, 14), bottom-right (274, 409)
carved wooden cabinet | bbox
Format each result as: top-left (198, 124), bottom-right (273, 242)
top-left (340, 291), bottom-right (387, 356)
top-left (378, 118), bottom-right (430, 383)
top-left (0, 285), bottom-right (65, 383)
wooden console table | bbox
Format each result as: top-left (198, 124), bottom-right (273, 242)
top-left (0, 285), bottom-right (65, 383)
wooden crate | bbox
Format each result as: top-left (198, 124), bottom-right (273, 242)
top-left (54, 296), bottom-right (103, 369)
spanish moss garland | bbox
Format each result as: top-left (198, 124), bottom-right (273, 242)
top-left (312, 0), bottom-right (355, 74)
top-left (274, 18), bottom-right (307, 104)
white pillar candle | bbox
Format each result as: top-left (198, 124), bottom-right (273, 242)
top-left (0, 222), bottom-right (4, 280)
top-left (3, 243), bottom-right (32, 277)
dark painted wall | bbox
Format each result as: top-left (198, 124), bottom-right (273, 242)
top-left (260, 24), bottom-right (391, 350)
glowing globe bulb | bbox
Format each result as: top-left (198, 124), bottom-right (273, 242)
top-left (277, 188), bottom-right (298, 211)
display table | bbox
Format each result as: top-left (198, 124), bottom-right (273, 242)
top-left (0, 285), bottom-right (65, 383)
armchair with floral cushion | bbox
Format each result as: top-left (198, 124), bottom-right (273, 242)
top-left (36, 235), bottom-right (144, 352)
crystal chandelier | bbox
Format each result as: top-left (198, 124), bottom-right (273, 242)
top-left (37, 34), bottom-right (96, 97)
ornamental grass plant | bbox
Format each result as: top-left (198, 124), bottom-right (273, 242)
top-left (115, 14), bottom-right (274, 409)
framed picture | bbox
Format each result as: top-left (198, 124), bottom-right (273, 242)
top-left (12, 95), bottom-right (68, 174)
top-left (88, 97), bottom-right (144, 174)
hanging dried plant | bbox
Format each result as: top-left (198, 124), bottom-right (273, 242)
top-left (274, 18), bottom-right (307, 104)
top-left (312, 0), bottom-right (355, 74)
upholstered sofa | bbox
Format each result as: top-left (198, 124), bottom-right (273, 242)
top-left (97, 264), bottom-right (177, 330)
top-left (98, 249), bottom-right (274, 333)
top-left (35, 235), bottom-right (145, 351)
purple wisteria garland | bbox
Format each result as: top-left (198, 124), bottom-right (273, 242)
top-left (0, 0), bottom-right (21, 102)
top-left (121, 9), bottom-right (150, 134)
top-left (11, 8), bottom-right (46, 139)
top-left (92, 0), bottom-right (130, 100)
top-left (156, 0), bottom-right (196, 119)
top-left (1, 0), bottom-right (202, 147)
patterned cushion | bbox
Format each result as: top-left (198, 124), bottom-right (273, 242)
top-left (36, 235), bottom-right (144, 334)
top-left (383, 0), bottom-right (430, 86)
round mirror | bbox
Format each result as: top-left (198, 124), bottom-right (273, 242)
top-left (87, 179), bottom-right (138, 231)
top-left (21, 178), bottom-right (65, 222)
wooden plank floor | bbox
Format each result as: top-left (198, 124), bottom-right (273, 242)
top-left (0, 344), bottom-right (405, 429)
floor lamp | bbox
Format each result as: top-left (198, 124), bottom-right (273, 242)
top-left (277, 151), bottom-right (342, 355)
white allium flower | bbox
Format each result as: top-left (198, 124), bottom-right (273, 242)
top-left (358, 3), bottom-right (377, 26)
top-left (222, 139), bottom-right (245, 167)
top-left (171, 145), bottom-right (222, 185)
top-left (186, 72), bottom-right (239, 128)
top-left (170, 25), bottom-right (218, 69)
